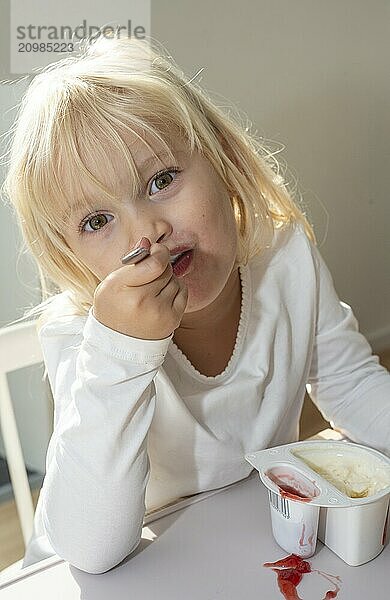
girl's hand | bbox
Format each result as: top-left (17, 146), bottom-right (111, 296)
top-left (92, 239), bottom-right (188, 339)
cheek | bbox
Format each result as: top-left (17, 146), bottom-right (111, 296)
top-left (197, 198), bottom-right (238, 250)
top-left (184, 203), bottom-right (238, 306)
top-left (67, 241), bottom-right (115, 282)
top-left (83, 259), bottom-right (107, 282)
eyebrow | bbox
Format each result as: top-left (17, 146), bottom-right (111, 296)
top-left (67, 149), bottom-right (179, 220)
top-left (137, 149), bottom-right (176, 172)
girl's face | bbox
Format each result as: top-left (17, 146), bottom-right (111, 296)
top-left (63, 132), bottom-right (238, 314)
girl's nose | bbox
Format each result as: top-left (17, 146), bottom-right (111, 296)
top-left (131, 219), bottom-right (173, 247)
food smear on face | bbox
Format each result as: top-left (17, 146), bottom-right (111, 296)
top-left (263, 554), bottom-right (341, 600)
top-left (292, 446), bottom-right (390, 499)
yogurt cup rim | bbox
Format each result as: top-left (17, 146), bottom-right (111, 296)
top-left (262, 462), bottom-right (322, 501)
top-left (288, 439), bottom-right (390, 464)
top-left (289, 440), bottom-right (390, 504)
top-left (245, 440), bottom-right (390, 506)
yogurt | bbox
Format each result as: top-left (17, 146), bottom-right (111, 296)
top-left (292, 446), bottom-right (390, 498)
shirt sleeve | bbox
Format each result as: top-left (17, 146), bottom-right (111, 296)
top-left (306, 242), bottom-right (390, 457)
top-left (37, 308), bottom-right (172, 574)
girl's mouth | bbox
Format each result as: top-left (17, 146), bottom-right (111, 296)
top-left (170, 249), bottom-right (194, 277)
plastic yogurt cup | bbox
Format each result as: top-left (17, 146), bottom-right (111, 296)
top-left (262, 464), bottom-right (321, 558)
top-left (245, 440), bottom-right (390, 565)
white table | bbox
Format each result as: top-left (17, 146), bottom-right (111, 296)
top-left (0, 462), bottom-right (388, 599)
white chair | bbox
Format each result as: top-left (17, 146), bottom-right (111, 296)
top-left (0, 319), bottom-right (43, 548)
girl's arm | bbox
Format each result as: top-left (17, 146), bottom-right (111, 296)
top-left (307, 243), bottom-right (390, 456)
top-left (37, 309), bottom-right (171, 574)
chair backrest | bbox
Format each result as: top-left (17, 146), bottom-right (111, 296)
top-left (0, 319), bottom-right (43, 547)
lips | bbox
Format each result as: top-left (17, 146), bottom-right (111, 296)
top-left (169, 245), bottom-right (193, 264)
top-left (171, 249), bottom-right (193, 277)
top-left (169, 253), bottom-right (183, 264)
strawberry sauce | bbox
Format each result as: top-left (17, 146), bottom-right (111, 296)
top-left (266, 470), bottom-right (317, 502)
top-left (279, 483), bottom-right (313, 502)
top-left (263, 554), bottom-right (341, 600)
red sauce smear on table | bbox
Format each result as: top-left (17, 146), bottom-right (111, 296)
top-left (263, 554), bottom-right (341, 600)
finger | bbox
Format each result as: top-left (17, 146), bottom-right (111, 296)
top-left (155, 275), bottom-right (188, 326)
top-left (115, 243), bottom-right (171, 287)
top-left (171, 278), bottom-right (188, 312)
top-left (156, 272), bottom-right (180, 298)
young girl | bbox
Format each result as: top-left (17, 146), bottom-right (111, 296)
top-left (3, 36), bottom-right (389, 575)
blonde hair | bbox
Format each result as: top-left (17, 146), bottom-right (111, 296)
top-left (1, 34), bottom-right (315, 327)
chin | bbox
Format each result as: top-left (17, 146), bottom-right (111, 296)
top-left (183, 282), bottom-right (223, 314)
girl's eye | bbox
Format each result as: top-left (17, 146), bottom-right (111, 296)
top-left (149, 167), bottom-right (180, 195)
top-left (77, 168), bottom-right (180, 235)
top-left (78, 213), bottom-right (114, 235)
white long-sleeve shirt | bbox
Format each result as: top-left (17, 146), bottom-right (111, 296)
top-left (22, 223), bottom-right (390, 574)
